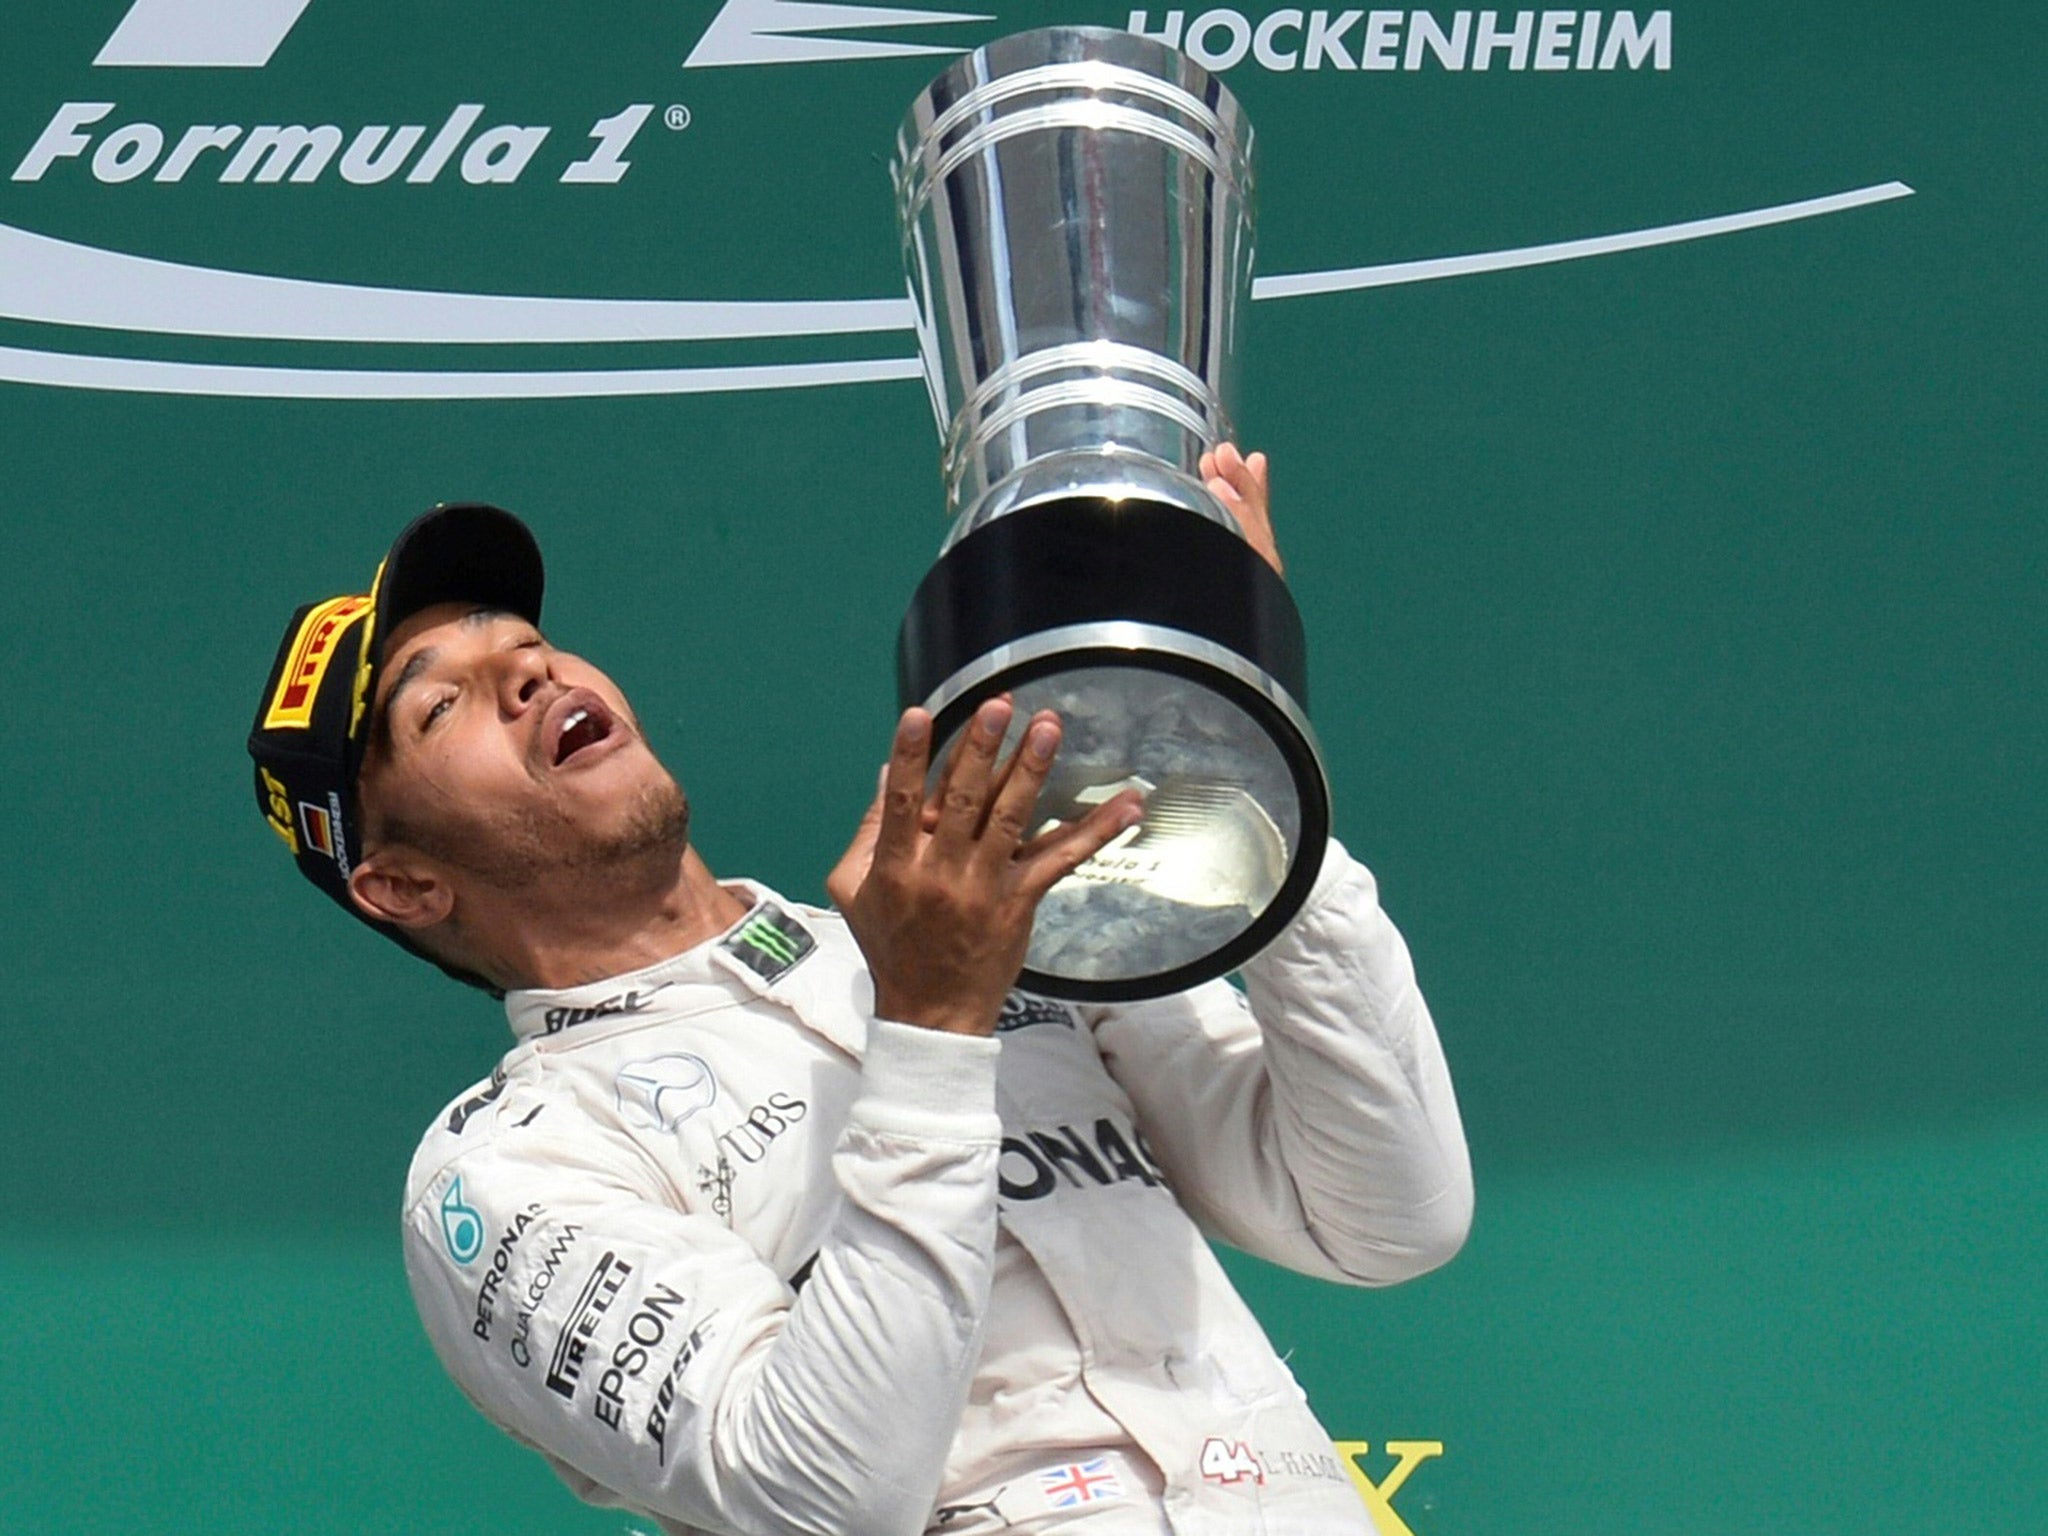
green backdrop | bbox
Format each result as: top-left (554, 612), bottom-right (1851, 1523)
top-left (3, 3), bottom-right (2041, 1532)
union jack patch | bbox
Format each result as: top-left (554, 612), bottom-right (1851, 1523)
top-left (1038, 1456), bottom-right (1124, 1509)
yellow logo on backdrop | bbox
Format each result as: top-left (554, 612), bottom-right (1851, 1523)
top-left (1336, 1441), bottom-right (1445, 1536)
top-left (264, 593), bottom-right (373, 730)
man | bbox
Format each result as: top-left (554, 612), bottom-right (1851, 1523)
top-left (246, 447), bottom-right (1472, 1536)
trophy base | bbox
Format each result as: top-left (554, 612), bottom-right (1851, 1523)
top-left (898, 498), bottom-right (1331, 1000)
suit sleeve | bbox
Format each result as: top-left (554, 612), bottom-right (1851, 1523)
top-left (1089, 839), bottom-right (1473, 1286)
top-left (401, 1020), bottom-right (1001, 1536)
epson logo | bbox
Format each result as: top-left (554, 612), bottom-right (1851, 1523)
top-left (595, 1283), bottom-right (692, 1432)
top-left (11, 103), bottom-right (654, 187)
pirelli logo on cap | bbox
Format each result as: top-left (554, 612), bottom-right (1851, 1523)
top-left (264, 594), bottom-right (374, 731)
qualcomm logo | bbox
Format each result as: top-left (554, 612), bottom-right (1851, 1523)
top-left (91, 0), bottom-right (993, 71)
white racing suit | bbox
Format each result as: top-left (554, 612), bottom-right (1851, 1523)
top-left (402, 840), bottom-right (1472, 1536)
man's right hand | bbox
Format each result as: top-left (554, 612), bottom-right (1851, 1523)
top-left (827, 700), bottom-right (1143, 1037)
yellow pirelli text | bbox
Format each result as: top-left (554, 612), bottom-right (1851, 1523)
top-left (264, 593), bottom-right (373, 730)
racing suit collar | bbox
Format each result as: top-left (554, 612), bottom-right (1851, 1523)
top-left (502, 882), bottom-right (866, 1056)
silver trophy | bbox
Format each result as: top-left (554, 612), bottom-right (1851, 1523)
top-left (892, 26), bottom-right (1330, 1000)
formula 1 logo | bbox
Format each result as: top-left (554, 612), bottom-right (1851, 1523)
top-left (88, 0), bottom-right (1673, 74)
top-left (0, 3), bottom-right (1912, 401)
top-left (89, 0), bottom-right (991, 71)
top-left (95, 0), bottom-right (319, 67)
top-left (685, 0), bottom-right (991, 68)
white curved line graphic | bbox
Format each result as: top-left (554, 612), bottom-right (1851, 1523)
top-left (1251, 181), bottom-right (1914, 299)
top-left (0, 345), bottom-right (921, 399)
top-left (0, 220), bottom-right (916, 343)
top-left (0, 182), bottom-right (1914, 399)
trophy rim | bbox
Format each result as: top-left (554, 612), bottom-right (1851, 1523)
top-left (915, 628), bottom-right (1330, 1001)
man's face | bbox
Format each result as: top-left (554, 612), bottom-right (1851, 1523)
top-left (355, 602), bottom-right (689, 891)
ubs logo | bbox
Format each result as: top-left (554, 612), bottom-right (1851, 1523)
top-left (715, 1092), bottom-right (808, 1165)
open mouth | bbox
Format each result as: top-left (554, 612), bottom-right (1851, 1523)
top-left (548, 692), bottom-right (619, 767)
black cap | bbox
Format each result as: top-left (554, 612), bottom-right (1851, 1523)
top-left (246, 503), bottom-right (544, 938)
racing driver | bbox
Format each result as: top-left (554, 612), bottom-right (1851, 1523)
top-left (245, 445), bottom-right (1473, 1536)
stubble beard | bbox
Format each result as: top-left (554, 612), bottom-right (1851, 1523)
top-left (413, 774), bottom-right (693, 896)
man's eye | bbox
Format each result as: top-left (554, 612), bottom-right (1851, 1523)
top-left (424, 696), bottom-right (454, 729)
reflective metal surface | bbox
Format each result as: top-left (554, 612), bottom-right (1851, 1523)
top-left (893, 26), bottom-right (1257, 545)
top-left (894, 28), bottom-right (1329, 996)
top-left (922, 620), bottom-right (1321, 764)
top-left (923, 626), bottom-right (1326, 986)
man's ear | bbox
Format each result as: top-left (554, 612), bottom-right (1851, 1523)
top-left (349, 850), bottom-right (455, 932)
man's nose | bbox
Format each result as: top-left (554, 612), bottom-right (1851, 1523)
top-left (496, 644), bottom-right (551, 713)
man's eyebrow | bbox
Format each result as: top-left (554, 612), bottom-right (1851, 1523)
top-left (371, 608), bottom-right (533, 750)
top-left (374, 644), bottom-right (441, 750)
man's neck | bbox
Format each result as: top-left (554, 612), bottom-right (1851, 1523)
top-left (486, 847), bottom-right (752, 991)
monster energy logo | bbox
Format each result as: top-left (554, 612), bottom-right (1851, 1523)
top-left (739, 916), bottom-right (800, 963)
top-left (719, 903), bottom-right (816, 983)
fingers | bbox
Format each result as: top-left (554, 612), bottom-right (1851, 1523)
top-left (930, 697), bottom-right (1013, 855)
top-left (1205, 441), bottom-right (1253, 521)
top-left (1016, 790), bottom-right (1145, 898)
top-left (975, 711), bottom-right (1061, 865)
top-left (1206, 441), bottom-right (1257, 503)
top-left (922, 690), bottom-right (1012, 832)
top-left (1206, 439), bottom-right (1281, 576)
top-left (871, 709), bottom-right (934, 867)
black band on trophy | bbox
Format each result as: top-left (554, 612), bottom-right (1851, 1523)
top-left (897, 497), bottom-right (1309, 711)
